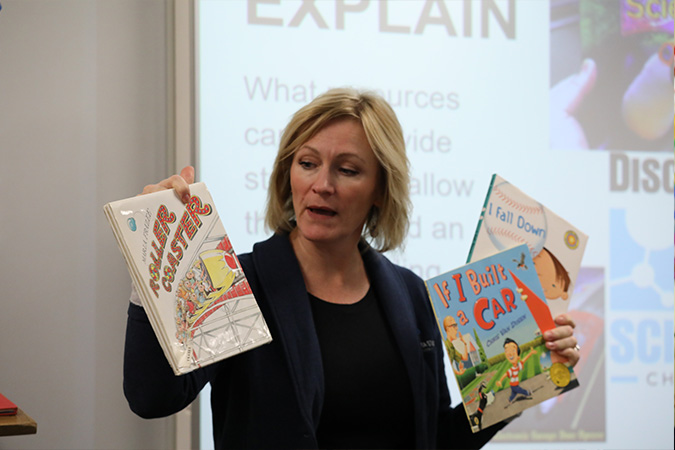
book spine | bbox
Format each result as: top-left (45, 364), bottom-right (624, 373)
top-left (466, 174), bottom-right (497, 263)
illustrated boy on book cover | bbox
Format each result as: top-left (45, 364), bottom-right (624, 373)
top-left (469, 174), bottom-right (588, 319)
top-left (426, 245), bottom-right (579, 432)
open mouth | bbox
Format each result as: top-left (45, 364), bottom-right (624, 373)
top-left (308, 207), bottom-right (336, 217)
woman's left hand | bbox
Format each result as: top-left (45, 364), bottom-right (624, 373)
top-left (543, 314), bottom-right (580, 367)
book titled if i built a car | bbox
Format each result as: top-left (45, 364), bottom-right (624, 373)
top-left (104, 182), bottom-right (272, 375)
top-left (425, 245), bottom-right (579, 432)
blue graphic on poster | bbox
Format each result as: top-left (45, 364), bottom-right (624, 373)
top-left (609, 209), bottom-right (673, 311)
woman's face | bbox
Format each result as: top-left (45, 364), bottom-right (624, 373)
top-left (289, 118), bottom-right (381, 248)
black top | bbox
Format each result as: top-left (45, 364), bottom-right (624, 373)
top-left (309, 288), bottom-right (415, 449)
top-left (124, 233), bottom-right (505, 449)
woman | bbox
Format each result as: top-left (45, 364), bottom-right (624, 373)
top-left (124, 88), bottom-right (580, 449)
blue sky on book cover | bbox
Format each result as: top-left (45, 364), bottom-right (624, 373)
top-left (425, 244), bottom-right (578, 431)
top-left (427, 244), bottom-right (546, 361)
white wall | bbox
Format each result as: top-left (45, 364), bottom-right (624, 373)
top-left (0, 1), bottom-right (178, 448)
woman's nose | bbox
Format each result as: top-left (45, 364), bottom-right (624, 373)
top-left (311, 167), bottom-right (335, 194)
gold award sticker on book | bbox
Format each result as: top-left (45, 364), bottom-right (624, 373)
top-left (550, 362), bottom-right (571, 387)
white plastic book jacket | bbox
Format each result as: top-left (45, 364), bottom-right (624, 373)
top-left (468, 174), bottom-right (589, 318)
top-left (104, 182), bottom-right (272, 375)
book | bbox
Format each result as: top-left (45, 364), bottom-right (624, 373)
top-left (104, 182), bottom-right (272, 375)
top-left (0, 392), bottom-right (18, 416)
top-left (467, 174), bottom-right (589, 319)
top-left (425, 245), bottom-right (579, 432)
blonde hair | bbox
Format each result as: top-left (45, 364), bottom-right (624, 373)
top-left (265, 88), bottom-right (411, 252)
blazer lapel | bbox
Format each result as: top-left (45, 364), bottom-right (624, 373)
top-left (250, 235), bottom-right (426, 436)
top-left (250, 233), bottom-right (324, 425)
top-left (362, 247), bottom-right (426, 432)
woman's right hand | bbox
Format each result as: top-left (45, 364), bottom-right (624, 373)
top-left (140, 165), bottom-right (195, 204)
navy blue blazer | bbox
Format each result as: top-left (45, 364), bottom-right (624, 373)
top-left (124, 233), bottom-right (503, 449)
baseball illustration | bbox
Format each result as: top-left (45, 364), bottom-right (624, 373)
top-left (483, 180), bottom-right (548, 257)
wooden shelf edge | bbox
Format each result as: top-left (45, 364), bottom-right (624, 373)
top-left (0, 408), bottom-right (37, 436)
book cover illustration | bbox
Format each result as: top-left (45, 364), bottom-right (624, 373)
top-left (104, 182), bottom-right (272, 375)
top-left (425, 245), bottom-right (579, 432)
top-left (468, 174), bottom-right (588, 319)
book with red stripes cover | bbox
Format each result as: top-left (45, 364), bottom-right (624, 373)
top-left (0, 392), bottom-right (18, 416)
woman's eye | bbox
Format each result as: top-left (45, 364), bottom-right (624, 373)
top-left (298, 160), bottom-right (314, 169)
top-left (340, 167), bottom-right (358, 176)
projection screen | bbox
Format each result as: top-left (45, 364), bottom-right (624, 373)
top-left (188, 1), bottom-right (674, 449)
